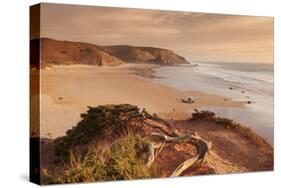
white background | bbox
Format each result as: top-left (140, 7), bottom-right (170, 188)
top-left (0, 0), bottom-right (280, 187)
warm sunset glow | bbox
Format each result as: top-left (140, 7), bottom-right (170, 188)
top-left (40, 3), bottom-right (273, 63)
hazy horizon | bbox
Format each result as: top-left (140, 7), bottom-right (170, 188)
top-left (39, 3), bottom-right (274, 64)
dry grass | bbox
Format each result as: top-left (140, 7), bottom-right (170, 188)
top-left (42, 133), bottom-right (150, 184)
top-left (41, 104), bottom-right (153, 184)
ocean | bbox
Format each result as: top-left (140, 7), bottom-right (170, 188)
top-left (152, 62), bottom-right (274, 145)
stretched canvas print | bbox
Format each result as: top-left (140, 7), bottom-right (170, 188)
top-left (30, 3), bottom-right (274, 185)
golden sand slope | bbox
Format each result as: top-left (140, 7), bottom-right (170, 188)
top-left (38, 64), bottom-right (243, 138)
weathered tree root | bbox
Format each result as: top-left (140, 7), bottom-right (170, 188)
top-left (146, 141), bottom-right (166, 168)
top-left (171, 154), bottom-right (200, 177)
top-left (146, 143), bottom-right (155, 168)
top-left (139, 110), bottom-right (213, 175)
top-left (139, 112), bottom-right (245, 175)
top-left (142, 110), bottom-right (179, 136)
top-left (147, 131), bottom-right (212, 177)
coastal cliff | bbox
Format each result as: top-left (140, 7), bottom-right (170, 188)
top-left (40, 105), bottom-right (273, 184)
top-left (31, 38), bottom-right (188, 68)
top-left (97, 45), bottom-right (188, 65)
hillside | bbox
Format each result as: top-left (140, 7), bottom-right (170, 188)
top-left (97, 45), bottom-right (188, 65)
top-left (30, 38), bottom-right (189, 68)
top-left (39, 105), bottom-right (273, 184)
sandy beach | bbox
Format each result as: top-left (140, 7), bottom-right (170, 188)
top-left (28, 6), bottom-right (274, 184)
top-left (38, 64), bottom-right (244, 138)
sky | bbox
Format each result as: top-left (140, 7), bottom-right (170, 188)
top-left (40, 3), bottom-right (274, 63)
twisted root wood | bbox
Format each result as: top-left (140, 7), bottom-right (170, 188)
top-left (140, 111), bottom-right (212, 175)
top-left (142, 111), bottom-right (179, 136)
top-left (147, 131), bottom-right (212, 177)
top-left (146, 141), bottom-right (166, 168)
top-left (171, 154), bottom-right (200, 177)
top-left (146, 143), bottom-right (155, 168)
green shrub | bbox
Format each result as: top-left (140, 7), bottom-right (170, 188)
top-left (189, 110), bottom-right (270, 147)
top-left (43, 134), bottom-right (150, 184)
top-left (54, 104), bottom-right (143, 159)
top-left (152, 113), bottom-right (161, 120)
top-left (190, 109), bottom-right (215, 121)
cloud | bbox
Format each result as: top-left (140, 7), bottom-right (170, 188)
top-left (40, 3), bottom-right (273, 63)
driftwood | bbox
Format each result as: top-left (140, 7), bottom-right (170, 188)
top-left (142, 111), bottom-right (178, 136)
top-left (144, 121), bottom-right (173, 136)
top-left (171, 154), bottom-right (200, 177)
top-left (137, 109), bottom-right (212, 175)
top-left (147, 131), bottom-right (212, 177)
top-left (170, 133), bottom-right (211, 177)
top-left (146, 143), bottom-right (155, 168)
top-left (121, 109), bottom-right (242, 176)
top-left (146, 141), bottom-right (166, 168)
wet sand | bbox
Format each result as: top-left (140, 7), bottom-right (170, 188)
top-left (38, 64), bottom-right (244, 138)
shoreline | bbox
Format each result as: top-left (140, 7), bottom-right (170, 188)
top-left (149, 63), bottom-right (273, 145)
top-left (39, 64), bottom-right (245, 138)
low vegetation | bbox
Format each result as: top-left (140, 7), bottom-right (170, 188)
top-left (43, 133), bottom-right (150, 184)
top-left (189, 109), bottom-right (270, 147)
top-left (54, 104), bottom-right (144, 160)
top-left (42, 104), bottom-right (152, 184)
top-left (41, 105), bottom-right (272, 184)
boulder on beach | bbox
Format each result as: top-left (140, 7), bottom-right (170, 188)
top-left (180, 97), bottom-right (194, 104)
